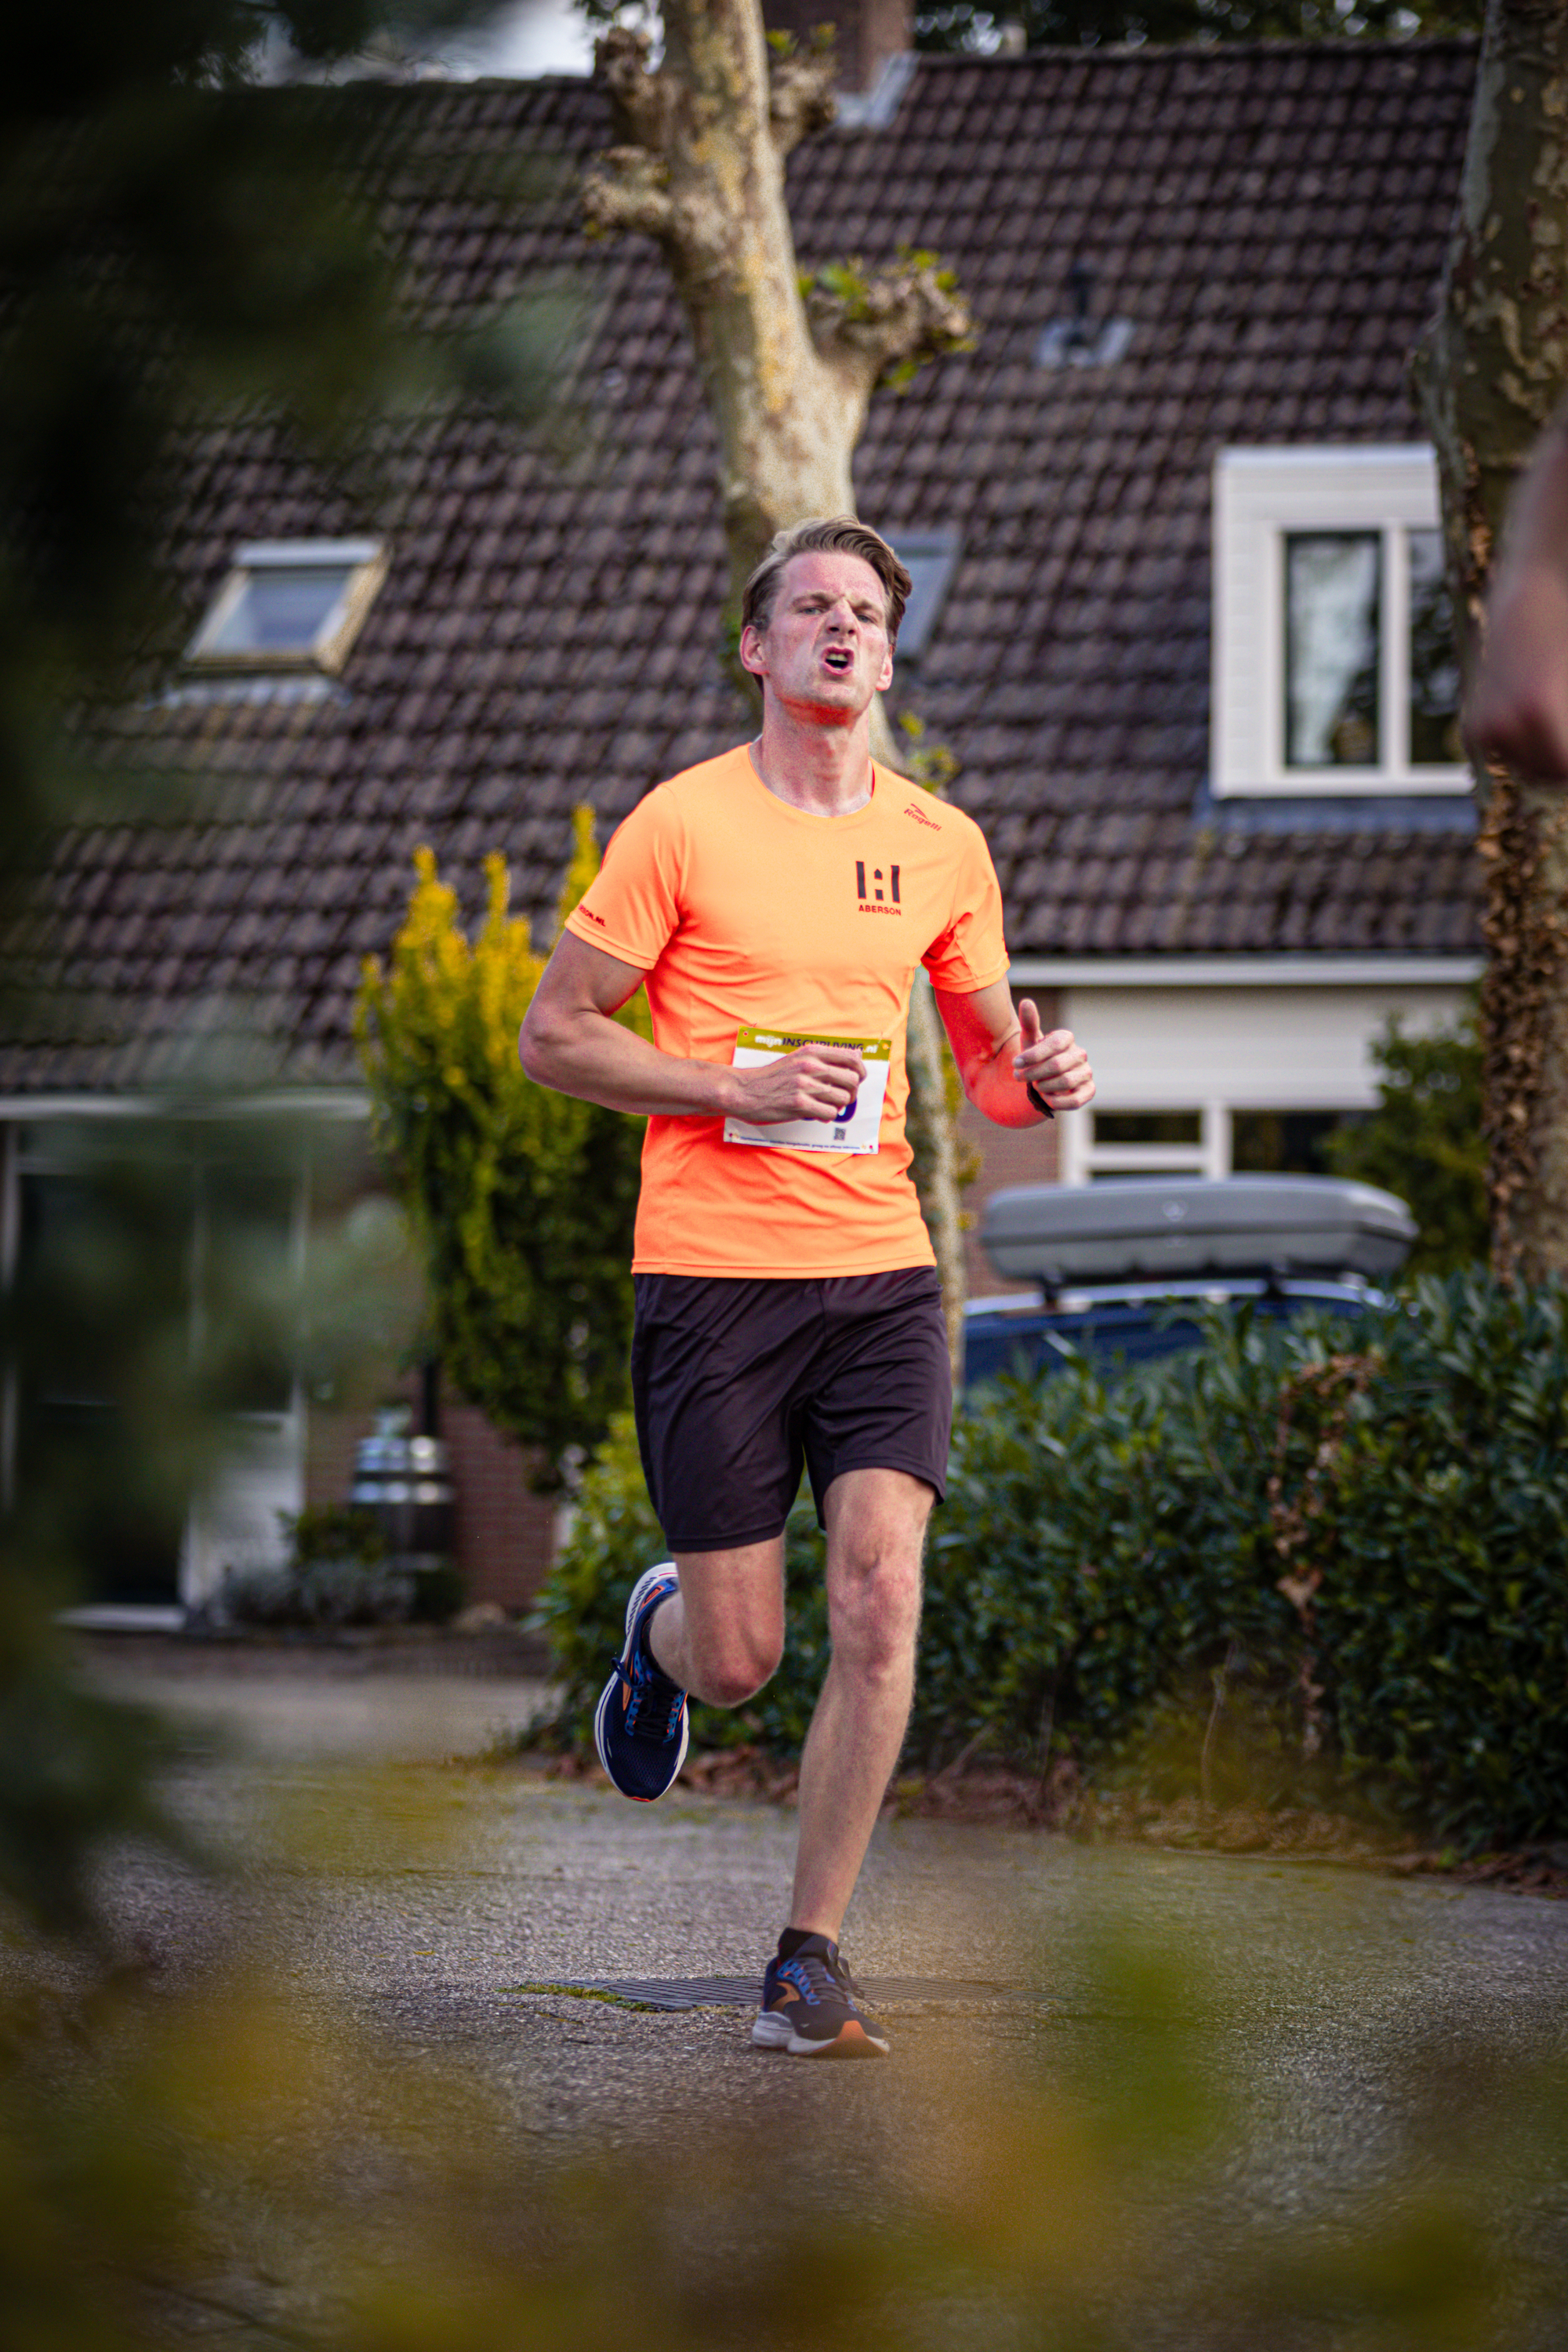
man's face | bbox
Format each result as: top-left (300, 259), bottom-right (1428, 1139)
top-left (739, 550), bottom-right (895, 723)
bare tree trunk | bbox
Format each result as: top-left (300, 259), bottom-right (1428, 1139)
top-left (1417, 0), bottom-right (1568, 1282)
top-left (585, 0), bottom-right (973, 1359)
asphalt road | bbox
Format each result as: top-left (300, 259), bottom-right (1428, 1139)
top-left (90, 1650), bottom-right (1568, 2347)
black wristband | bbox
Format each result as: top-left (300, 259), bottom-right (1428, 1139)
top-left (1025, 1080), bottom-right (1054, 1121)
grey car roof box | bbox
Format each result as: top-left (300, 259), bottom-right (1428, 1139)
top-left (980, 1175), bottom-right (1417, 1287)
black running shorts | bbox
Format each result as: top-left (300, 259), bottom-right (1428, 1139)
top-left (630, 1267), bottom-right (952, 1554)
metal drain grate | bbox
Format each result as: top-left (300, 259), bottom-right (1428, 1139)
top-left (511, 1976), bottom-right (1041, 2013)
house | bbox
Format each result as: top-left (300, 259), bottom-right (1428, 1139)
top-left (3, 25), bottom-right (1483, 1619)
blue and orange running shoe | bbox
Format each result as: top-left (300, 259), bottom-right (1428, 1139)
top-left (593, 1563), bottom-right (689, 1802)
top-left (751, 1933), bottom-right (890, 2058)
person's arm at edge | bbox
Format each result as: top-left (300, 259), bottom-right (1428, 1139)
top-left (933, 978), bottom-right (1095, 1129)
top-left (1468, 400), bottom-right (1568, 781)
top-left (519, 931), bottom-right (866, 1124)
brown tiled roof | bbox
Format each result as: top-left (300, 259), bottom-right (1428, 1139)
top-left (12, 38), bottom-right (1483, 1091)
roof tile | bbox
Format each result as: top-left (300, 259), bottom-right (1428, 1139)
top-left (9, 40), bottom-right (1484, 1090)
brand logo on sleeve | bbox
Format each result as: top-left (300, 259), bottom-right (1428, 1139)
top-left (855, 859), bottom-right (902, 913)
top-left (904, 801), bottom-right (942, 830)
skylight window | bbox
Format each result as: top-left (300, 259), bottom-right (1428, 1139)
top-left (894, 529), bottom-right (961, 662)
top-left (185, 539), bottom-right (387, 673)
top-left (1035, 260), bottom-right (1134, 371)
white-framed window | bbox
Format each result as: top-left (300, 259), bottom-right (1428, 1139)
top-left (185, 537), bottom-right (387, 674)
top-left (1078, 1105), bottom-right (1359, 1185)
top-left (1212, 448), bottom-right (1467, 797)
top-left (1082, 1108), bottom-right (1211, 1181)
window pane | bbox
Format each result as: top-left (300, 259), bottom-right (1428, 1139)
top-left (15, 1167), bottom-right (191, 1606)
top-left (205, 1163), bottom-right (296, 1414)
top-left (205, 566), bottom-right (350, 655)
top-left (1231, 1109), bottom-right (1356, 1177)
top-left (1093, 1111), bottom-right (1203, 1146)
top-left (1284, 534), bottom-right (1381, 768)
top-left (1407, 528), bottom-right (1463, 766)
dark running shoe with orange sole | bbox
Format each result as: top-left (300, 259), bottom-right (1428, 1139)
top-left (751, 1933), bottom-right (890, 2057)
top-left (593, 1563), bottom-right (689, 1802)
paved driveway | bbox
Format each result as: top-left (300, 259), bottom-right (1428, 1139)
top-left (93, 1643), bottom-right (1568, 2346)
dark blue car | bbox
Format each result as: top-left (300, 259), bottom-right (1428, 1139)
top-left (962, 1175), bottom-right (1415, 1393)
top-left (962, 1275), bottom-right (1382, 1392)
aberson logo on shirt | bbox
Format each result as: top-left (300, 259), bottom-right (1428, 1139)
top-left (855, 859), bottom-right (902, 913)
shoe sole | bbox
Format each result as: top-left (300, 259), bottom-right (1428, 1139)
top-left (593, 1563), bottom-right (688, 1802)
top-left (751, 2012), bottom-right (889, 2057)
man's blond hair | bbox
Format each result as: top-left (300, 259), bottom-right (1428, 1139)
top-left (741, 517), bottom-right (913, 643)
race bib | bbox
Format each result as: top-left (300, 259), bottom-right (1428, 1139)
top-left (723, 1028), bottom-right (892, 1156)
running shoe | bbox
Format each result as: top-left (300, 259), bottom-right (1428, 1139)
top-left (751, 1933), bottom-right (890, 2058)
top-left (593, 1563), bottom-right (689, 1802)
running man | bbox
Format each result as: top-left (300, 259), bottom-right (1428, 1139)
top-left (520, 518), bottom-right (1094, 2057)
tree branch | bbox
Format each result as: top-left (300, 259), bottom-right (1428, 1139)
top-left (595, 26), bottom-right (679, 156)
top-left (582, 27), bottom-right (735, 276)
top-left (804, 252), bottom-right (975, 397)
top-left (581, 145), bottom-right (675, 242)
top-left (768, 45), bottom-right (837, 157)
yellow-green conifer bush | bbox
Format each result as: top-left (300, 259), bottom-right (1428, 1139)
top-left (355, 811), bottom-right (649, 1483)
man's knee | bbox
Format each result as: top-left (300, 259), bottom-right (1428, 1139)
top-left (827, 1531), bottom-right (924, 1682)
top-left (688, 1624), bottom-right (785, 1710)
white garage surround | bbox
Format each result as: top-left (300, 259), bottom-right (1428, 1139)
top-left (1047, 975), bottom-right (1475, 1187)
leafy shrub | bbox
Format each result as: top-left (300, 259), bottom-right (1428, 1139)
top-left (291, 1504), bottom-right (390, 1568)
top-left (221, 1504), bottom-right (463, 1628)
top-left (355, 820), bottom-right (651, 1489)
top-left (536, 1277), bottom-right (1568, 1849)
top-left (935, 1274), bottom-right (1568, 1846)
top-left (1323, 995), bottom-right (1486, 1273)
top-left (223, 1557), bottom-right (419, 1629)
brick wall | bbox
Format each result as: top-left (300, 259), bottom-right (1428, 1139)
top-left (956, 985), bottom-right (1062, 1297)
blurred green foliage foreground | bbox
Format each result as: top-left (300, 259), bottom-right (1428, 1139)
top-left (541, 1271), bottom-right (1568, 1853)
top-left (5, 1787), bottom-right (1568, 2350)
top-left (2, 1910), bottom-right (1568, 2352)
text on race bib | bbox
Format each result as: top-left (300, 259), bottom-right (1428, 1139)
top-left (723, 1027), bottom-right (892, 1157)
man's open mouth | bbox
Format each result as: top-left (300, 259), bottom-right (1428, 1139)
top-left (823, 648), bottom-right (854, 672)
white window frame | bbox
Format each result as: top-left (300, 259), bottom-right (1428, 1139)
top-left (1054, 979), bottom-right (1475, 1189)
top-left (1212, 447), bottom-right (1468, 797)
top-left (185, 537), bottom-right (388, 675)
top-left (1074, 1105), bottom-right (1227, 1186)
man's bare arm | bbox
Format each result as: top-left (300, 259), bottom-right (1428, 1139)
top-left (1468, 403), bottom-right (1568, 781)
top-left (934, 978), bottom-right (1095, 1129)
top-left (519, 931), bottom-right (866, 1124)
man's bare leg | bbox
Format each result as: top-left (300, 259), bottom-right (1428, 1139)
top-left (789, 1467), bottom-right (931, 1942)
top-left (645, 1538), bottom-right (786, 1707)
top-left (644, 1473), bottom-right (927, 1937)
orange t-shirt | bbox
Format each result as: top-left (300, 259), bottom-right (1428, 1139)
top-left (564, 746), bottom-right (1011, 1277)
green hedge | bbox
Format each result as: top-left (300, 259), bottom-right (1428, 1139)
top-left (534, 1273), bottom-right (1568, 1848)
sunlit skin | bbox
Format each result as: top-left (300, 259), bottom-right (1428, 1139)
top-left (519, 541), bottom-right (1094, 1944)
top-left (1469, 403), bottom-right (1568, 782)
top-left (739, 547), bottom-right (895, 764)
